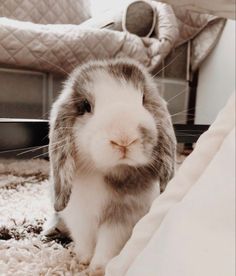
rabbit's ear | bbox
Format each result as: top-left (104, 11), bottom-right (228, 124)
top-left (154, 114), bottom-right (176, 193)
top-left (49, 106), bottom-right (76, 212)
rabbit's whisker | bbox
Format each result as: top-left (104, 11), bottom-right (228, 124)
top-left (0, 145), bottom-right (48, 155)
top-left (166, 87), bottom-right (188, 104)
top-left (152, 49), bottom-right (186, 79)
top-left (39, 57), bottom-right (72, 78)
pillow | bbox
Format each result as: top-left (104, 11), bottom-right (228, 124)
top-left (80, 0), bottom-right (157, 38)
top-left (123, 0), bottom-right (156, 37)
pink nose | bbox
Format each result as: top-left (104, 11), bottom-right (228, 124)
top-left (110, 138), bottom-right (138, 157)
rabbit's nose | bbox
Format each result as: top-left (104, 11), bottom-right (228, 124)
top-left (110, 138), bottom-right (138, 148)
top-left (110, 138), bottom-right (138, 156)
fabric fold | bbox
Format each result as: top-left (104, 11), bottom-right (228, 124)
top-left (105, 93), bottom-right (235, 276)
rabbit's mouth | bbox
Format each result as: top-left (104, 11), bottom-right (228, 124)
top-left (113, 149), bottom-right (150, 169)
top-left (117, 156), bottom-right (136, 166)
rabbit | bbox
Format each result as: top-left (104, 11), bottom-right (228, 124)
top-left (48, 58), bottom-right (176, 276)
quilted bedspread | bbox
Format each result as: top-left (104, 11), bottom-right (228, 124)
top-left (0, 17), bottom-right (171, 75)
top-left (0, 0), bottom-right (225, 75)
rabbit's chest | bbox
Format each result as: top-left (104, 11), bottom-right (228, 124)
top-left (62, 173), bottom-right (109, 220)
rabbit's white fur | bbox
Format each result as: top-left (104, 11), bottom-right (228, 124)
top-left (48, 59), bottom-right (176, 275)
top-left (58, 70), bottom-right (159, 272)
top-left (61, 172), bottom-right (159, 272)
top-left (74, 71), bottom-right (158, 171)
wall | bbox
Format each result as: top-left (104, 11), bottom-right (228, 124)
top-left (195, 20), bottom-right (235, 124)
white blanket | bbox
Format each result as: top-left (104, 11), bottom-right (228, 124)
top-left (106, 93), bottom-right (235, 276)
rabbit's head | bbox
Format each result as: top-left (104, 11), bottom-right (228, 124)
top-left (50, 59), bottom-right (176, 211)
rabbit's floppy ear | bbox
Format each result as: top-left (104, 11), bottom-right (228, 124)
top-left (155, 122), bottom-right (176, 193)
top-left (49, 102), bottom-right (77, 212)
top-left (145, 95), bottom-right (176, 193)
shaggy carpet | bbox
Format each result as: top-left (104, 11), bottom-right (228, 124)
top-left (0, 157), bottom-right (185, 275)
top-left (0, 159), bottom-right (81, 276)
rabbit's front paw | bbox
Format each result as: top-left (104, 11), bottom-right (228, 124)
top-left (78, 261), bottom-right (89, 272)
top-left (89, 266), bottom-right (105, 276)
top-left (76, 246), bottom-right (93, 271)
top-left (77, 253), bottom-right (92, 271)
top-left (79, 265), bottom-right (105, 276)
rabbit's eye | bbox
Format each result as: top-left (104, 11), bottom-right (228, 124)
top-left (77, 99), bottom-right (91, 115)
top-left (83, 99), bottom-right (91, 113)
top-left (142, 94), bottom-right (145, 104)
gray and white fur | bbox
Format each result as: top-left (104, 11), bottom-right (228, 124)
top-left (48, 58), bottom-right (176, 275)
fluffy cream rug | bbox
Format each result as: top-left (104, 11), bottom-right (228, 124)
top-left (0, 159), bottom-right (81, 276)
top-left (0, 156), bottom-right (185, 275)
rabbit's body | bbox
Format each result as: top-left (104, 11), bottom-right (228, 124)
top-left (61, 171), bottom-right (159, 269)
top-left (48, 58), bottom-right (176, 275)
